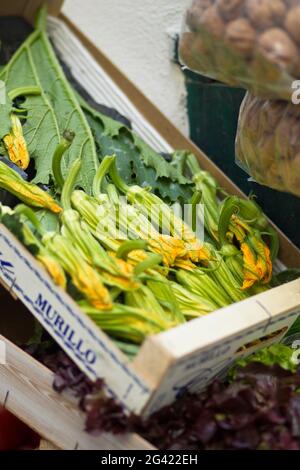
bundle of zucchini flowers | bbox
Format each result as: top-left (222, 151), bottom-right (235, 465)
top-left (0, 147), bottom-right (278, 355)
top-left (0, 7), bottom-right (279, 358)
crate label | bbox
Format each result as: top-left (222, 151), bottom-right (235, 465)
top-left (0, 226), bottom-right (151, 412)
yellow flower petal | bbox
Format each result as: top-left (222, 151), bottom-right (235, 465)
top-left (149, 235), bottom-right (187, 267)
top-left (174, 258), bottom-right (197, 271)
top-left (185, 241), bottom-right (211, 264)
top-left (241, 242), bottom-right (260, 289)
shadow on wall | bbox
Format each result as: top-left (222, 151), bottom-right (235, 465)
top-left (185, 71), bottom-right (300, 250)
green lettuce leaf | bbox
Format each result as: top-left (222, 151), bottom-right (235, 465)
top-left (228, 344), bottom-right (298, 380)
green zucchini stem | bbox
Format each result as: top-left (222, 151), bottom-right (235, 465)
top-left (134, 254), bottom-right (163, 276)
top-left (8, 86), bottom-right (41, 101)
top-left (109, 156), bottom-right (130, 194)
top-left (116, 240), bottom-right (147, 260)
top-left (14, 204), bottom-right (44, 235)
top-left (186, 152), bottom-right (202, 176)
top-left (190, 190), bottom-right (202, 233)
top-left (35, 6), bottom-right (47, 31)
top-left (92, 155), bottom-right (115, 198)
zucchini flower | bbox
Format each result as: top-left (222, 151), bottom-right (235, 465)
top-left (125, 285), bottom-right (179, 330)
top-left (71, 191), bottom-right (152, 274)
top-left (71, 188), bottom-right (184, 270)
top-left (220, 244), bottom-right (244, 286)
top-left (0, 204), bottom-right (66, 289)
top-left (193, 170), bottom-right (220, 243)
top-left (146, 277), bottom-right (186, 324)
top-left (218, 199), bottom-right (274, 290)
top-left (36, 254), bottom-right (67, 289)
top-left (61, 209), bottom-right (140, 291)
top-left (80, 301), bottom-right (171, 344)
top-left (108, 157), bottom-right (211, 265)
top-left (43, 233), bottom-right (112, 310)
top-left (113, 197), bottom-right (189, 268)
top-left (3, 114), bottom-right (30, 170)
top-left (176, 269), bottom-right (233, 309)
top-left (71, 190), bottom-right (121, 252)
top-left (0, 161), bottom-right (61, 213)
top-left (128, 185), bottom-right (210, 263)
top-left (185, 154), bottom-right (276, 290)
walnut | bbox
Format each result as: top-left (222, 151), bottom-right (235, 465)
top-left (179, 32), bottom-right (198, 69)
top-left (260, 100), bottom-right (283, 129)
top-left (246, 0), bottom-right (286, 30)
top-left (238, 93), bottom-right (300, 197)
top-left (225, 18), bottom-right (256, 57)
top-left (216, 0), bottom-right (243, 21)
top-left (200, 4), bottom-right (226, 38)
top-left (276, 111), bottom-right (300, 160)
top-left (257, 28), bottom-right (299, 75)
top-left (186, 0), bottom-right (213, 32)
top-left (285, 6), bottom-right (300, 45)
top-left (259, 136), bottom-right (277, 171)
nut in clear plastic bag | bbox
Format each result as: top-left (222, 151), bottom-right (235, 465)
top-left (236, 92), bottom-right (300, 197)
top-left (0, 340), bottom-right (6, 365)
top-left (179, 0), bottom-right (300, 100)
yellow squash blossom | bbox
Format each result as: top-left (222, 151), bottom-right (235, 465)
top-left (3, 114), bottom-right (30, 170)
top-left (61, 210), bottom-right (142, 292)
top-left (102, 255), bottom-right (140, 290)
top-left (148, 235), bottom-right (188, 268)
top-left (73, 263), bottom-right (113, 310)
top-left (44, 233), bottom-right (112, 310)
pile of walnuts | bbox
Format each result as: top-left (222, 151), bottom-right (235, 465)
top-left (180, 0), bottom-right (300, 197)
top-left (180, 0), bottom-right (300, 99)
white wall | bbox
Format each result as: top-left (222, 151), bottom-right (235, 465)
top-left (62, 0), bottom-right (190, 134)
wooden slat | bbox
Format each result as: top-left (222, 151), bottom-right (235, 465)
top-left (38, 439), bottom-right (60, 450)
top-left (24, 0), bottom-right (64, 24)
top-left (0, 335), bottom-right (154, 450)
top-left (61, 13), bottom-right (300, 270)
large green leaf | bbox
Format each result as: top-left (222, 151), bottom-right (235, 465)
top-left (78, 95), bottom-right (193, 203)
top-left (0, 9), bottom-right (98, 193)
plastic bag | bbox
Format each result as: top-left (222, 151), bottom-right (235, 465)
top-left (179, 0), bottom-right (300, 100)
top-left (236, 92), bottom-right (300, 197)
